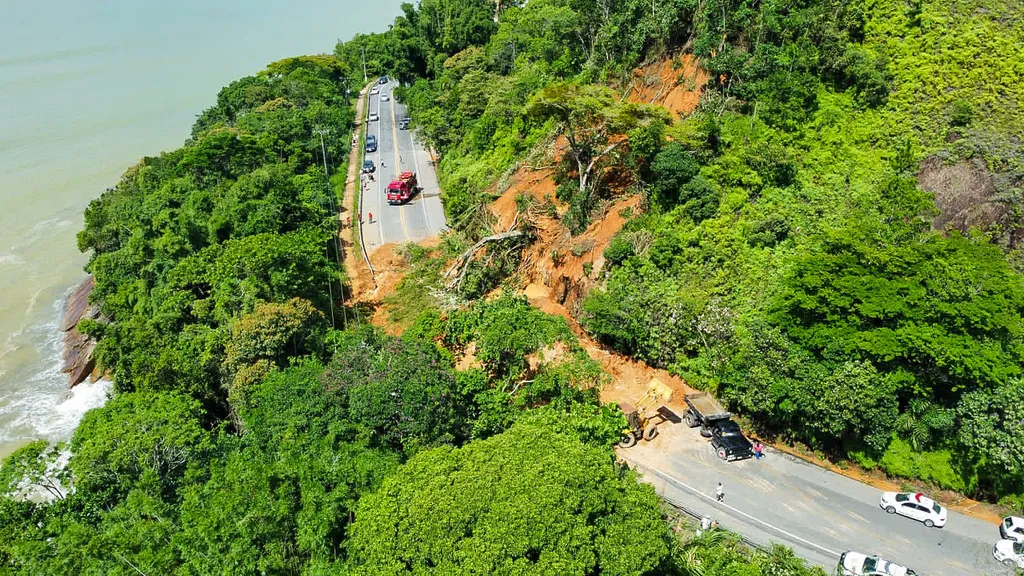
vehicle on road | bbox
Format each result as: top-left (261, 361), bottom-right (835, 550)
top-left (709, 420), bottom-right (754, 461)
top-left (379, 75), bottom-right (389, 84)
top-left (683, 392), bottom-right (753, 460)
top-left (368, 112), bottom-right (379, 122)
top-left (618, 379), bottom-right (673, 448)
top-left (370, 86), bottom-right (379, 95)
top-left (365, 135), bottom-right (377, 153)
top-left (398, 117), bottom-right (410, 129)
top-left (879, 492), bottom-right (947, 528)
top-left (362, 159), bottom-right (375, 173)
top-left (386, 171), bottom-right (420, 204)
top-left (993, 539), bottom-right (1024, 569)
top-left (837, 551), bottom-right (917, 575)
top-left (381, 94), bottom-right (390, 102)
top-left (1001, 516), bottom-right (1024, 542)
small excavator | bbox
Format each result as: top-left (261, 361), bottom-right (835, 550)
top-left (618, 378), bottom-right (675, 448)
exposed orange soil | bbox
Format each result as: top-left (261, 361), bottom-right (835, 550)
top-left (627, 54), bottom-right (708, 118)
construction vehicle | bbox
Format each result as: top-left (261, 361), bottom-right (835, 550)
top-left (386, 171), bottom-right (420, 204)
top-left (618, 379), bottom-right (674, 448)
top-left (683, 392), bottom-right (754, 460)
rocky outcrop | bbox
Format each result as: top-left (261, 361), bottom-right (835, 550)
top-left (61, 276), bottom-right (101, 388)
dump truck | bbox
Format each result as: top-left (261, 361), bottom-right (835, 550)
top-left (618, 379), bottom-right (676, 448)
top-left (683, 392), bottom-right (753, 460)
top-left (386, 171), bottom-right (420, 204)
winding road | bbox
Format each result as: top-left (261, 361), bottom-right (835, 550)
top-left (360, 79), bottom-right (446, 250)
top-left (621, 422), bottom-right (1008, 575)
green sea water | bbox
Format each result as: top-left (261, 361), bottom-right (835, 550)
top-left (0, 0), bottom-right (403, 457)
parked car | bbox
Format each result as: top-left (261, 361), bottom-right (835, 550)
top-left (837, 551), bottom-right (916, 576)
top-left (993, 539), bottom-right (1024, 569)
top-left (365, 135), bottom-right (377, 153)
top-left (368, 112), bottom-right (379, 122)
top-left (709, 420), bottom-right (753, 461)
top-left (1001, 516), bottom-right (1024, 542)
top-left (381, 94), bottom-right (390, 102)
top-left (362, 159), bottom-right (375, 173)
top-left (398, 117), bottom-right (410, 129)
top-left (682, 392), bottom-right (753, 461)
top-left (879, 492), bottom-right (947, 528)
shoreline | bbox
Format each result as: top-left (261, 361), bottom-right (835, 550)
top-left (60, 275), bottom-right (102, 389)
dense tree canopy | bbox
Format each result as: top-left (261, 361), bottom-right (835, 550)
top-left (346, 422), bottom-right (672, 576)
top-left (5, 0), bottom-right (1022, 573)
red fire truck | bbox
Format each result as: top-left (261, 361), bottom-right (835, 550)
top-left (386, 171), bottom-right (420, 204)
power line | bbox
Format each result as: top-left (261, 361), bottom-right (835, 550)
top-left (315, 127), bottom-right (349, 330)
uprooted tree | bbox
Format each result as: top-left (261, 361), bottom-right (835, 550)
top-left (526, 83), bottom-right (668, 197)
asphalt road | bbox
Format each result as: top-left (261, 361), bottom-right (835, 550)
top-left (360, 80), bottom-right (446, 251)
top-left (621, 422), bottom-right (1009, 576)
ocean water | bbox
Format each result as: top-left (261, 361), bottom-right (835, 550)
top-left (0, 0), bottom-right (405, 458)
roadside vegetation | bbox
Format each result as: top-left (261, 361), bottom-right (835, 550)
top-left (0, 7), bottom-right (828, 573)
top-left (338, 0), bottom-right (1024, 509)
top-left (3, 0), bottom-right (1022, 572)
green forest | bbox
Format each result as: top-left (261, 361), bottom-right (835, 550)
top-left (2, 0), bottom-right (1023, 573)
top-left (339, 0), bottom-right (1024, 503)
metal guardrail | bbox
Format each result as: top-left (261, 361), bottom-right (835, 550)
top-left (355, 82), bottom-right (376, 283)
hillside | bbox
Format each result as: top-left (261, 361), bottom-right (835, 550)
top-left (2, 0), bottom-right (1023, 574)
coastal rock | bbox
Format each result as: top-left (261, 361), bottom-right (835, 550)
top-left (61, 275), bottom-right (101, 388)
top-left (61, 275), bottom-right (98, 332)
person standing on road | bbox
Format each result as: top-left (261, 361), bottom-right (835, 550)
top-left (715, 482), bottom-right (724, 502)
top-left (381, 159), bottom-right (386, 168)
top-left (368, 212), bottom-right (373, 224)
top-left (754, 442), bottom-right (764, 460)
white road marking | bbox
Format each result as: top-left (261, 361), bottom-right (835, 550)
top-left (636, 462), bottom-right (842, 557)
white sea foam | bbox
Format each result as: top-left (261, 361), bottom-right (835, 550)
top-left (0, 252), bottom-right (24, 266)
top-left (0, 286), bottom-right (110, 448)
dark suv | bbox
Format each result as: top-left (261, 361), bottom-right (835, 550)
top-left (710, 420), bottom-right (753, 461)
top-left (362, 159), bottom-right (375, 173)
top-left (379, 75), bottom-right (389, 85)
top-left (365, 134), bottom-right (377, 153)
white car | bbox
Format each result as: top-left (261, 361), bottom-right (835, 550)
top-left (993, 539), bottom-right (1024, 569)
top-left (370, 87), bottom-right (380, 95)
top-left (879, 492), bottom-right (947, 528)
top-left (838, 551), bottom-right (917, 576)
top-left (1001, 516), bottom-right (1024, 542)
top-left (381, 94), bottom-right (390, 102)
top-left (368, 112), bottom-right (379, 122)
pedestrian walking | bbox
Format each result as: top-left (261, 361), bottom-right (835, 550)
top-left (754, 441), bottom-right (764, 460)
top-left (381, 159), bottom-right (386, 168)
top-left (368, 212), bottom-right (373, 224)
top-left (345, 217), bottom-right (350, 227)
top-left (358, 212), bottom-right (362, 223)
top-left (715, 482), bottom-right (724, 502)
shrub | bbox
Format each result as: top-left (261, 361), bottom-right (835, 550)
top-left (879, 437), bottom-right (969, 493)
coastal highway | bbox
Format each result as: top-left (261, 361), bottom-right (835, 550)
top-left (622, 424), bottom-right (1007, 576)
top-left (361, 79), bottom-right (446, 251)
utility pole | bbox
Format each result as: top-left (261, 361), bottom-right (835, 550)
top-left (315, 127), bottom-right (348, 330)
top-left (361, 46), bottom-right (368, 82)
